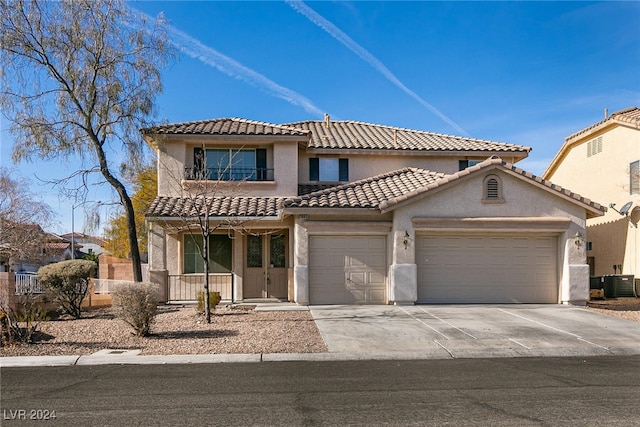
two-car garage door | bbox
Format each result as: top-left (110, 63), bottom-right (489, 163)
top-left (309, 236), bottom-right (387, 304)
top-left (416, 234), bottom-right (558, 304)
top-left (307, 233), bottom-right (558, 304)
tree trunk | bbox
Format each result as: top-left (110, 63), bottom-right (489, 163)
top-left (90, 134), bottom-right (143, 282)
top-left (203, 211), bottom-right (211, 323)
top-left (123, 195), bottom-right (143, 282)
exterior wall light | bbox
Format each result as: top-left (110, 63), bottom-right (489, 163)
top-left (574, 231), bottom-right (584, 248)
top-left (403, 231), bottom-right (411, 249)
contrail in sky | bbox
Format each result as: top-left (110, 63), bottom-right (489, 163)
top-left (285, 0), bottom-right (467, 135)
top-left (133, 9), bottom-right (325, 118)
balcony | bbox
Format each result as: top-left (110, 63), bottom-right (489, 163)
top-left (184, 166), bottom-right (274, 182)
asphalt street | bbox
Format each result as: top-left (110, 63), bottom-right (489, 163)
top-left (2, 356), bottom-right (640, 426)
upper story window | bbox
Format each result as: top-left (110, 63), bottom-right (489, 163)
top-left (587, 136), bottom-right (602, 157)
top-left (459, 160), bottom-right (481, 171)
top-left (187, 148), bottom-right (272, 181)
top-left (309, 158), bottom-right (348, 182)
top-left (482, 174), bottom-right (504, 203)
top-left (631, 160), bottom-right (640, 195)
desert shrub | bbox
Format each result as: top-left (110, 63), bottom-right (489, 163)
top-left (0, 292), bottom-right (49, 346)
top-left (197, 291), bottom-right (221, 314)
top-left (111, 282), bottom-right (159, 337)
top-left (38, 260), bottom-right (96, 319)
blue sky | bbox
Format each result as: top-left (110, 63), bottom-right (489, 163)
top-left (1, 1), bottom-right (639, 235)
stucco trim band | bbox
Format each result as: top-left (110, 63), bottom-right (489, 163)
top-left (412, 217), bottom-right (571, 233)
top-left (302, 221), bottom-right (392, 234)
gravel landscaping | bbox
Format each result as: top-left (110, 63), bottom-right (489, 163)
top-left (0, 304), bottom-right (327, 357)
top-left (1, 298), bottom-right (639, 358)
top-left (586, 297), bottom-right (640, 323)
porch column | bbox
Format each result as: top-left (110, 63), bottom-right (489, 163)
top-left (293, 217), bottom-right (309, 305)
top-left (233, 230), bottom-right (243, 302)
top-left (148, 222), bottom-right (168, 302)
top-left (560, 225), bottom-right (589, 306)
top-left (389, 224), bottom-right (417, 305)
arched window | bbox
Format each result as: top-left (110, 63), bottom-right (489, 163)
top-left (483, 174), bottom-right (504, 203)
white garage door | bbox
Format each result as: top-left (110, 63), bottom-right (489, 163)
top-left (309, 236), bottom-right (387, 304)
top-left (417, 235), bottom-right (557, 303)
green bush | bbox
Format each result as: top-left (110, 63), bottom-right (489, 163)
top-left (197, 291), bottom-right (221, 314)
top-left (0, 295), bottom-right (49, 345)
top-left (38, 260), bottom-right (96, 319)
top-left (111, 282), bottom-right (159, 337)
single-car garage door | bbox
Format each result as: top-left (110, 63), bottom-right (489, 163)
top-left (417, 234), bottom-right (557, 303)
top-left (309, 235), bottom-right (387, 304)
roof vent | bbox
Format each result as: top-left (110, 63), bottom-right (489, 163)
top-left (604, 108), bottom-right (609, 119)
top-left (324, 113), bottom-right (331, 129)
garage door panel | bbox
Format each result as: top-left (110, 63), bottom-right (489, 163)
top-left (417, 235), bottom-right (557, 304)
top-left (309, 236), bottom-right (387, 304)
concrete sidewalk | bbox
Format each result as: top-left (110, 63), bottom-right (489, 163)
top-left (3, 304), bottom-right (640, 367)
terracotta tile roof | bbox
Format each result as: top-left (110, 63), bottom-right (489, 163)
top-left (298, 183), bottom-right (338, 196)
top-left (141, 117), bottom-right (310, 137)
top-left (45, 242), bottom-right (70, 251)
top-left (284, 119), bottom-right (531, 154)
top-left (566, 106), bottom-right (640, 142)
top-left (141, 116), bottom-right (530, 155)
top-left (284, 168), bottom-right (445, 209)
top-left (284, 157), bottom-right (605, 217)
top-left (146, 196), bottom-right (285, 218)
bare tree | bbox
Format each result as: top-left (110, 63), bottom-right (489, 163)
top-left (0, 167), bottom-right (53, 270)
top-left (149, 146), bottom-right (280, 323)
top-left (0, 0), bottom-right (173, 282)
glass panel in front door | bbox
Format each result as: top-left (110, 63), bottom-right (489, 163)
top-left (247, 235), bottom-right (262, 268)
top-left (270, 234), bottom-right (286, 268)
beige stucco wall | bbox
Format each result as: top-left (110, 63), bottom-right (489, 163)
top-left (545, 125), bottom-right (640, 276)
top-left (390, 168), bottom-right (588, 304)
top-left (297, 150), bottom-right (515, 184)
top-left (291, 167), bottom-right (591, 306)
top-left (154, 137), bottom-right (300, 198)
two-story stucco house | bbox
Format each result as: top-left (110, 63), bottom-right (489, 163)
top-left (543, 106), bottom-right (640, 278)
top-left (143, 116), bottom-right (604, 306)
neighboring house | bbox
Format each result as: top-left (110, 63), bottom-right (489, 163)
top-left (61, 232), bottom-right (107, 259)
top-left (543, 106), bottom-right (640, 277)
top-left (1, 230), bottom-right (73, 273)
top-left (143, 116), bottom-right (604, 306)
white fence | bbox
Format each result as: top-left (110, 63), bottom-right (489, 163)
top-left (14, 274), bottom-right (44, 295)
top-left (14, 275), bottom-right (137, 295)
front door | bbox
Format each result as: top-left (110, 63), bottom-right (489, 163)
top-left (244, 233), bottom-right (288, 299)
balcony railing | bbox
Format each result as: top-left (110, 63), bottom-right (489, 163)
top-left (168, 274), bottom-right (234, 302)
top-left (184, 166), bottom-right (274, 182)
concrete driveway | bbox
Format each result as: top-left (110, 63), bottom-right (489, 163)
top-left (309, 305), bottom-right (640, 359)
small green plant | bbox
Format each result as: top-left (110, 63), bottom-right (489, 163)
top-left (197, 291), bottom-right (221, 314)
top-left (38, 260), bottom-right (96, 319)
top-left (111, 282), bottom-right (159, 337)
top-left (0, 294), bottom-right (49, 345)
